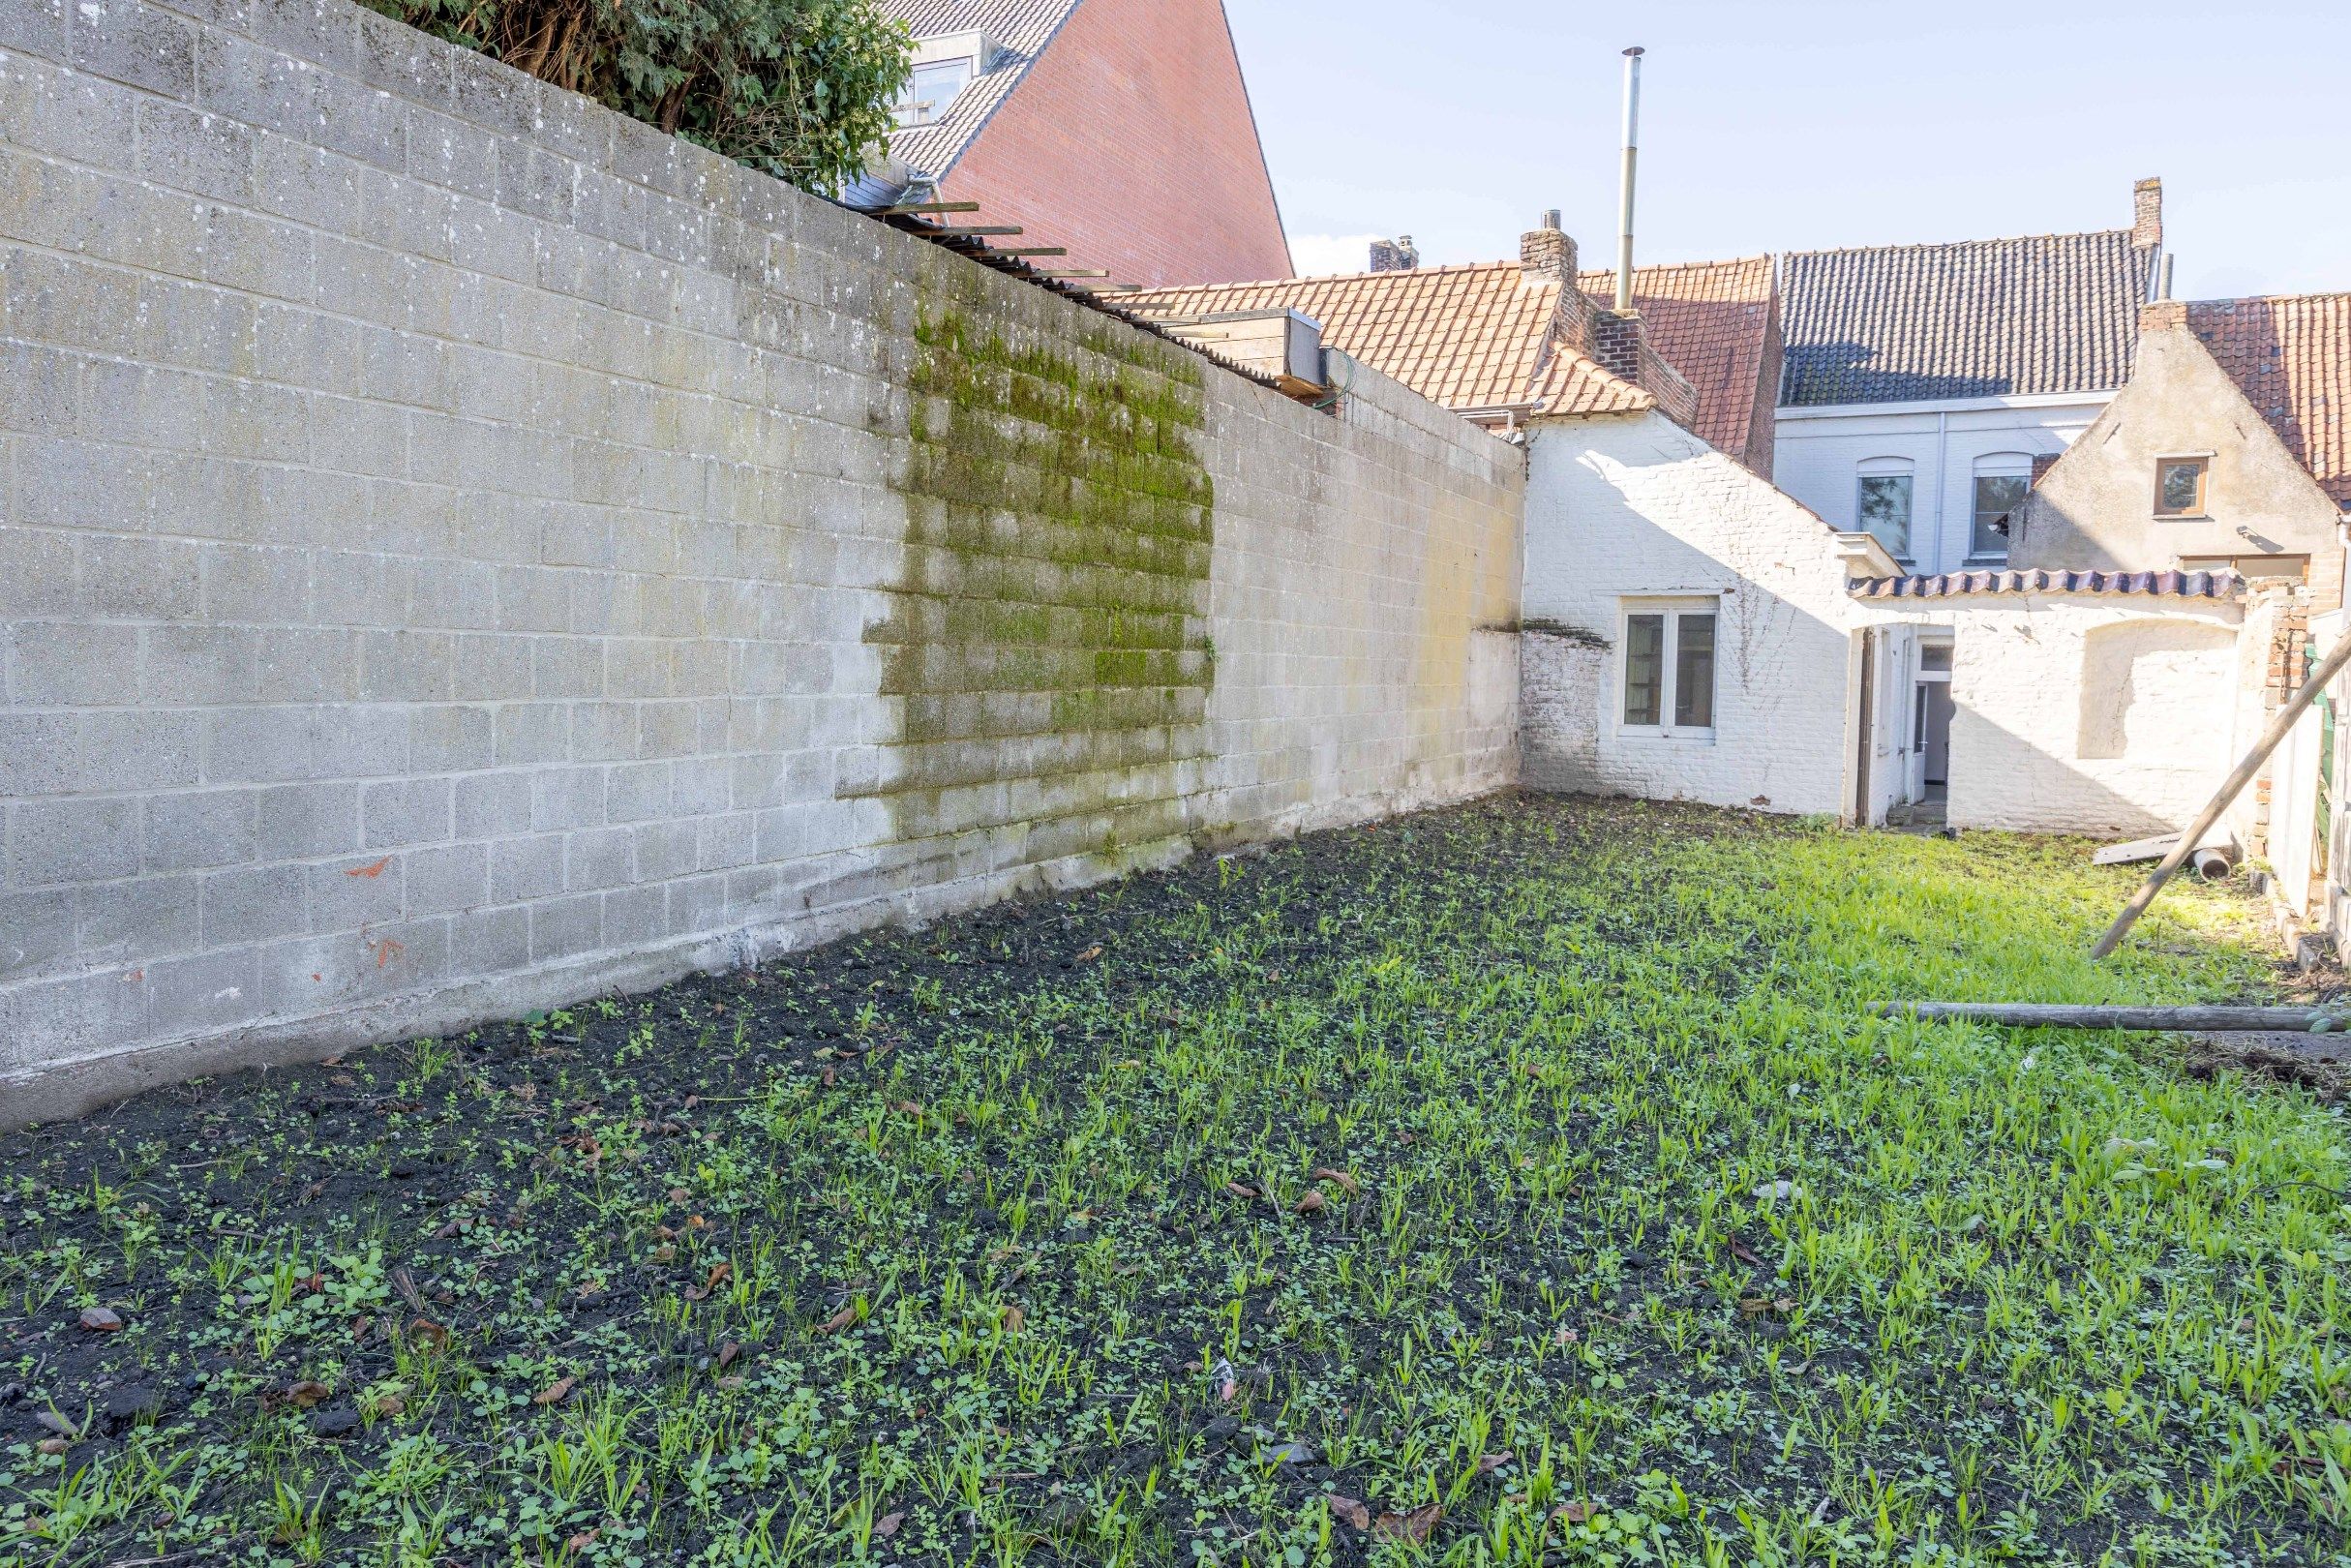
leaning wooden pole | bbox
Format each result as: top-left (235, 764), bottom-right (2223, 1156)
top-left (1873, 1002), bottom-right (2351, 1032)
top-left (2091, 631), bottom-right (2351, 960)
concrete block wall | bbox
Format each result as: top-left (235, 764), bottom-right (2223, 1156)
top-left (0, 0), bottom-right (1523, 1122)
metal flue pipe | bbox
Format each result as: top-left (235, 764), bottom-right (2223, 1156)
top-left (1614, 46), bottom-right (1644, 313)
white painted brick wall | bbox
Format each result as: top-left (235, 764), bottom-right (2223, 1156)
top-left (0, 0), bottom-right (1522, 1120)
top-left (1520, 411), bottom-right (1865, 817)
top-left (1945, 596), bottom-right (2243, 837)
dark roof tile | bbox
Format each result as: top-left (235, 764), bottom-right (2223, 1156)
top-left (1779, 230), bottom-right (2155, 407)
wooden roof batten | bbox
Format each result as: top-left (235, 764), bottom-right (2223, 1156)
top-left (830, 197), bottom-right (1323, 403)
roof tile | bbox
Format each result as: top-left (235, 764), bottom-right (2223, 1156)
top-left (1130, 256), bottom-right (1776, 459)
top-left (2185, 294), bottom-right (2351, 509)
top-left (1848, 568), bottom-right (2241, 601)
top-left (876, 0), bottom-right (1083, 181)
top-left (1779, 231), bottom-right (2155, 406)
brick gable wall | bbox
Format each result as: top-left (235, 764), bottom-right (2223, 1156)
top-left (938, 0), bottom-right (1291, 288)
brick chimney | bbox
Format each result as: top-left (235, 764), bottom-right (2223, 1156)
top-left (2132, 177), bottom-right (2163, 251)
top-left (1522, 210), bottom-right (1575, 284)
top-left (1591, 308), bottom-right (1643, 383)
top-left (2140, 298), bottom-right (2187, 333)
top-left (1369, 235), bottom-right (1420, 273)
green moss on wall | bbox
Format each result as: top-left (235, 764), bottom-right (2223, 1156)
top-left (859, 298), bottom-right (1217, 862)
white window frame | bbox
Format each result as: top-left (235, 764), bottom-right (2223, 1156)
top-left (1618, 596), bottom-right (1719, 742)
top-left (1968, 453), bottom-right (2033, 562)
top-left (1855, 457), bottom-right (1916, 564)
top-left (894, 56), bottom-right (977, 127)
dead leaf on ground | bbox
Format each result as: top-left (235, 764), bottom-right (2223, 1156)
top-left (287, 1380), bottom-right (331, 1408)
top-left (36, 1437), bottom-right (70, 1456)
top-left (1552, 1500), bottom-right (1593, 1524)
top-left (1001, 1305), bottom-right (1026, 1332)
top-left (77, 1307), bottom-right (124, 1333)
top-left (36, 1411), bottom-right (80, 1439)
top-left (1074, 945), bottom-right (1103, 963)
top-left (564, 1527), bottom-right (599, 1551)
top-left (820, 1066), bottom-right (837, 1088)
top-left (683, 1263), bottom-right (733, 1302)
top-left (1729, 1238), bottom-right (1764, 1267)
top-left (873, 1511), bottom-right (904, 1540)
top-left (1225, 1181), bottom-right (1261, 1199)
top-left (1293, 1189), bottom-right (1326, 1216)
top-left (817, 1303), bottom-right (858, 1335)
top-left (717, 1341), bottom-right (742, 1371)
top-left (1552, 1325), bottom-right (1580, 1346)
top-left (1476, 1451), bottom-right (1513, 1473)
top-left (376, 1394), bottom-right (407, 1415)
top-left (1375, 1502), bottom-right (1442, 1543)
top-left (408, 1318), bottom-right (450, 1353)
top-left (533, 1374), bottom-right (577, 1406)
top-left (1325, 1494), bottom-right (1371, 1530)
top-left (1311, 1167), bottom-right (1360, 1195)
top-left (890, 1100), bottom-right (924, 1118)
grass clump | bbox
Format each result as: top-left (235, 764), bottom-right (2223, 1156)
top-left (2, 795), bottom-right (2346, 1566)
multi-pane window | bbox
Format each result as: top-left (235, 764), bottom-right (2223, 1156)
top-left (1856, 469), bottom-right (1914, 560)
top-left (895, 57), bottom-right (975, 126)
top-left (2155, 456), bottom-right (2209, 517)
top-left (1622, 601), bottom-right (1717, 738)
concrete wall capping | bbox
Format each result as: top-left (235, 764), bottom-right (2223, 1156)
top-left (0, 0), bottom-right (1522, 1125)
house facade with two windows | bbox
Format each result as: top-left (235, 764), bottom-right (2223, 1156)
top-left (1771, 180), bottom-right (2166, 575)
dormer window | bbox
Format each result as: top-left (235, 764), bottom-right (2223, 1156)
top-left (895, 58), bottom-right (975, 127)
top-left (894, 32), bottom-right (1000, 128)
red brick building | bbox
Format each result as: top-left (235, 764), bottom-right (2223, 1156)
top-left (870, 0), bottom-right (1291, 288)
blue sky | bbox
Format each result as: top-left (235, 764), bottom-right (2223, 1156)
top-left (1223, 0), bottom-right (2351, 300)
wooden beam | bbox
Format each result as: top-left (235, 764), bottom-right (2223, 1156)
top-left (1040, 269), bottom-right (1112, 278)
top-left (879, 200), bottom-right (981, 215)
top-left (926, 226), bottom-right (1026, 237)
top-left (2092, 630), bottom-right (2351, 958)
top-left (1873, 1002), bottom-right (2351, 1033)
top-left (988, 247), bottom-right (1068, 257)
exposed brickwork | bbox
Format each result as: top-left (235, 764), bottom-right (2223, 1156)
top-left (2133, 176), bottom-right (2164, 252)
top-left (935, 0), bottom-right (1290, 287)
top-left (1590, 310), bottom-right (1643, 383)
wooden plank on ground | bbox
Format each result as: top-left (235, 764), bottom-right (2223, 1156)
top-left (1872, 1002), bottom-right (2351, 1032)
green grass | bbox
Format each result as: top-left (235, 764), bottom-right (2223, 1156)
top-left (3, 796), bottom-right (2347, 1567)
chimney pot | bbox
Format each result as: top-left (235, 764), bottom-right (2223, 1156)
top-left (2132, 176), bottom-right (2163, 251)
top-left (1369, 235), bottom-right (1421, 273)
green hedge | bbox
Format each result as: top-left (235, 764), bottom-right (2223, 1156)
top-left (365, 0), bottom-right (912, 194)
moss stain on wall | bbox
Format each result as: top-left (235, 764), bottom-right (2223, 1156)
top-left (859, 286), bottom-right (1217, 870)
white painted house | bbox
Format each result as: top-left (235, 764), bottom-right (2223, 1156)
top-left (1773, 180), bottom-right (2166, 576)
top-left (1131, 206), bottom-right (2306, 850)
top-left (1130, 217), bottom-right (1900, 821)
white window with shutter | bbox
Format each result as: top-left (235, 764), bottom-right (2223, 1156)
top-left (1619, 598), bottom-right (1718, 740)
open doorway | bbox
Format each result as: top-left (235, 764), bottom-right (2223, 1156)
top-left (1907, 637), bottom-right (1953, 817)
